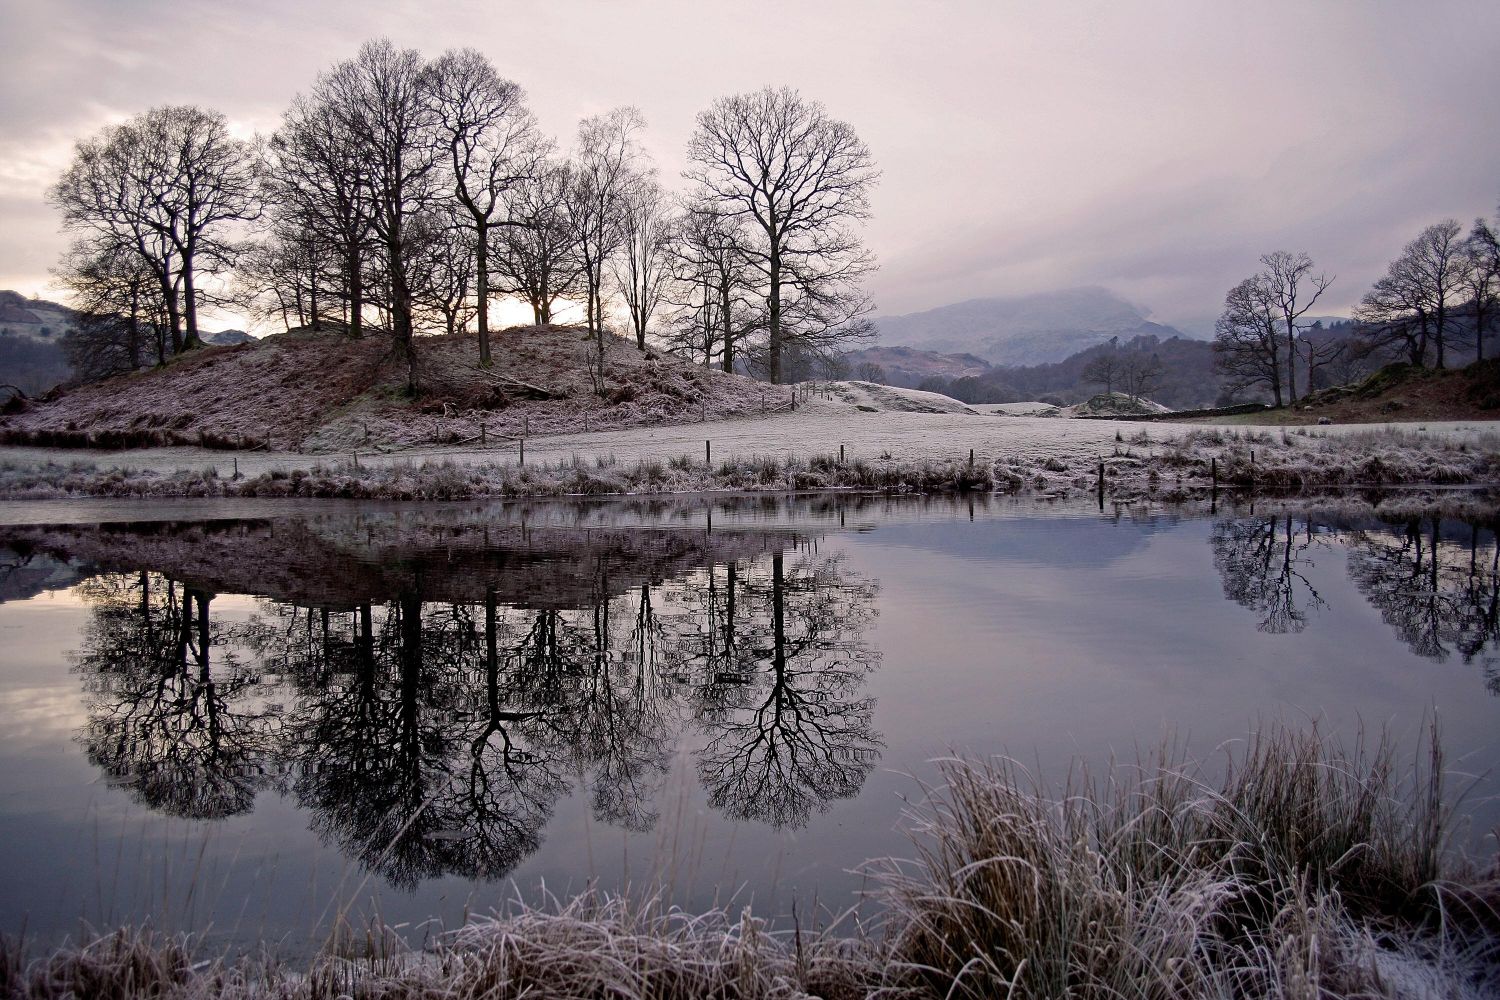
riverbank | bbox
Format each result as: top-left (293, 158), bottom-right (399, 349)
top-left (1, 416), bottom-right (1497, 503)
top-left (4, 724), bottom-right (1495, 999)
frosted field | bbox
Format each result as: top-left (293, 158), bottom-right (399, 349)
top-left (2, 396), bottom-right (1497, 483)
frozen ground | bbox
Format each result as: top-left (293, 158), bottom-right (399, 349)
top-left (2, 404), bottom-right (1496, 481)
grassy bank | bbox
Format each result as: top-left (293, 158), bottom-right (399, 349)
top-left (0, 425), bottom-right (1495, 503)
top-left (4, 724), bottom-right (1496, 999)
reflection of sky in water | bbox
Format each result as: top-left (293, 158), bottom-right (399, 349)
top-left (0, 499), bottom-right (1496, 960)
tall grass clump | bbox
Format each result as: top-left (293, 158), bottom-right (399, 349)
top-left (875, 722), bottom-right (1499, 999)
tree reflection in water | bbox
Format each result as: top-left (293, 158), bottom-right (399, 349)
top-left (75, 573), bottom-right (279, 819)
top-left (1211, 516), bottom-right (1325, 634)
top-left (1212, 511), bottom-right (1500, 690)
top-left (1344, 516), bottom-right (1500, 680)
top-left (694, 551), bottom-right (881, 828)
top-left (43, 520), bottom-right (881, 889)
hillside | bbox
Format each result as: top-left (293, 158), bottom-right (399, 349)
top-left (0, 290), bottom-right (76, 395)
top-left (872, 287), bottom-right (1200, 366)
top-left (1, 325), bottom-right (968, 452)
top-left (1203, 360), bottom-right (1500, 425)
top-left (0, 290), bottom-right (259, 396)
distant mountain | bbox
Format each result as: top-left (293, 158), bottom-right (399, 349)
top-left (0, 290), bottom-right (78, 340)
top-left (839, 344), bottom-right (990, 389)
top-left (0, 290), bottom-right (77, 394)
top-left (873, 287), bottom-right (1200, 366)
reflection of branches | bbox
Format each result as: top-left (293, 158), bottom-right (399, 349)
top-left (1347, 518), bottom-right (1500, 672)
top-left (1211, 517), bottom-right (1326, 634)
top-left (64, 529), bottom-right (887, 892)
top-left (74, 574), bottom-right (277, 819)
top-left (694, 551), bottom-right (883, 828)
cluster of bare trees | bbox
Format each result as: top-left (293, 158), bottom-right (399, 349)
top-left (1080, 346), bottom-right (1166, 402)
top-left (1211, 251), bottom-right (1335, 407)
top-left (49, 40), bottom-right (878, 389)
top-left (49, 105), bottom-right (259, 372)
top-left (1214, 209), bottom-right (1500, 407)
top-left (1355, 216), bottom-right (1500, 370)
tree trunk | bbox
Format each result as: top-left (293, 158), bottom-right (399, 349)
top-left (127, 285), bottom-right (142, 370)
top-left (476, 220), bottom-right (491, 367)
top-left (720, 277), bottom-right (734, 373)
top-left (768, 243), bottom-right (782, 384)
top-left (1284, 324), bottom-right (1297, 404)
top-left (1435, 302), bottom-right (1447, 369)
top-left (348, 247), bottom-right (363, 340)
top-left (310, 272), bottom-right (320, 331)
top-left (387, 216), bottom-right (417, 392)
top-left (181, 248), bottom-right (203, 350)
top-left (160, 269), bottom-right (183, 356)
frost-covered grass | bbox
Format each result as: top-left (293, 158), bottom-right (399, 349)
top-left (0, 418), bottom-right (1496, 502)
top-left (0, 452), bottom-right (995, 501)
top-left (4, 723), bottom-right (1495, 999)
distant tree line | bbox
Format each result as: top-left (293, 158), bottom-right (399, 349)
top-left (904, 335), bottom-right (1217, 409)
top-left (48, 39), bottom-right (879, 389)
top-left (1213, 212), bottom-right (1500, 406)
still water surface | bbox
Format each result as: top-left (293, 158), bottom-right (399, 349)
top-left (1, 494), bottom-right (1496, 955)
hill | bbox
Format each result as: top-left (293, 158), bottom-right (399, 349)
top-left (1, 325), bottom-right (927, 452)
top-left (0, 291), bottom-right (77, 395)
top-left (1205, 360), bottom-right (1500, 425)
top-left (872, 287), bottom-right (1199, 366)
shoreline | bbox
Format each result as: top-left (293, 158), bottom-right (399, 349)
top-left (4, 724), bottom-right (1495, 999)
top-left (2, 418), bottom-right (1497, 505)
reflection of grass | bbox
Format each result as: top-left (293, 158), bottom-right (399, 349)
top-left (6, 723), bottom-right (1496, 998)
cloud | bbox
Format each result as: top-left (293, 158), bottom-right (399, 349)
top-left (2, 0), bottom-right (1497, 332)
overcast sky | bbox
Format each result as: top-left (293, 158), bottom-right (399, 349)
top-left (2, 0), bottom-right (1497, 333)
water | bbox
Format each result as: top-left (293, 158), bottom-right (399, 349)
top-left (1, 494), bottom-right (1497, 957)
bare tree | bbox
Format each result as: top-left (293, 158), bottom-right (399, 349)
top-left (686, 87), bottom-right (878, 384)
top-left (1081, 352), bottom-right (1125, 397)
top-left (237, 211), bottom-right (336, 332)
top-left (54, 234), bottom-right (164, 376)
top-left (1405, 220), bottom-right (1466, 368)
top-left (426, 48), bottom-right (545, 366)
top-left (1461, 216), bottom-right (1500, 363)
top-left (613, 174), bottom-right (675, 350)
top-left (1356, 221), bottom-right (1466, 369)
top-left (1298, 324), bottom-right (1348, 392)
top-left (1123, 351), bottom-right (1165, 402)
top-left (51, 105), bottom-right (257, 355)
top-left (669, 200), bottom-right (757, 371)
top-left (1356, 260), bottom-right (1432, 366)
top-left (1259, 250), bottom-right (1333, 402)
top-left (491, 160), bottom-right (581, 325)
top-left (409, 207), bottom-right (479, 338)
top-left (265, 89), bottom-right (379, 338)
top-left (320, 39), bottom-right (442, 389)
top-left (566, 107), bottom-right (646, 382)
top-left (1213, 276), bottom-right (1284, 405)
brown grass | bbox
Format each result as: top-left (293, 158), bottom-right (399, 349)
top-left (3, 723), bottom-right (1495, 999)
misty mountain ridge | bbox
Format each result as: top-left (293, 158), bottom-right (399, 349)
top-left (873, 286), bottom-right (1202, 366)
